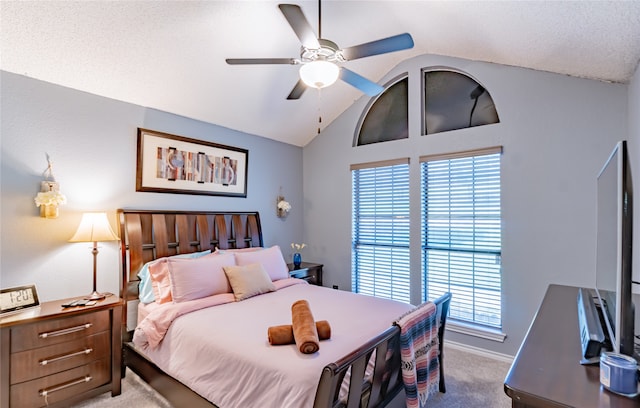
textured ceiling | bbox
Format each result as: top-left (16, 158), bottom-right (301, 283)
top-left (2, 1), bottom-right (640, 147)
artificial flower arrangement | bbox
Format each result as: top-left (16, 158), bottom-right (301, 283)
top-left (291, 243), bottom-right (306, 251)
top-left (35, 158), bottom-right (66, 218)
top-left (277, 199), bottom-right (291, 212)
top-left (277, 197), bottom-right (291, 218)
top-left (291, 243), bottom-right (306, 267)
top-left (34, 189), bottom-right (67, 207)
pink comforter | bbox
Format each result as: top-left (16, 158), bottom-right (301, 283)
top-left (134, 278), bottom-right (303, 349)
top-left (132, 279), bottom-right (413, 408)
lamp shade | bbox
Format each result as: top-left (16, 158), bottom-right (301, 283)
top-left (69, 212), bottom-right (119, 243)
top-left (299, 61), bottom-right (340, 89)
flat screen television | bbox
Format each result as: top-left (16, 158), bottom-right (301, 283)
top-left (594, 140), bottom-right (635, 358)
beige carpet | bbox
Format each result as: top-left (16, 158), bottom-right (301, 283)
top-left (428, 345), bottom-right (513, 408)
top-left (72, 345), bottom-right (513, 408)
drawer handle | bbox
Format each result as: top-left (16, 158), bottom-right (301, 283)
top-left (39, 375), bottom-right (92, 397)
top-left (39, 323), bottom-right (92, 338)
top-left (39, 348), bottom-right (93, 366)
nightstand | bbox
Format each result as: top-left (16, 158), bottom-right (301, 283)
top-left (0, 295), bottom-right (122, 408)
top-left (288, 262), bottom-right (323, 286)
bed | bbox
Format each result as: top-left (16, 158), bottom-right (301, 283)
top-left (117, 209), bottom-right (451, 408)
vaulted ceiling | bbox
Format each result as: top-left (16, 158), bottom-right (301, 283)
top-left (2, 1), bottom-right (640, 147)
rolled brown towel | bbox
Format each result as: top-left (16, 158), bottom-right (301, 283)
top-left (268, 320), bottom-right (332, 345)
top-left (291, 299), bottom-right (320, 354)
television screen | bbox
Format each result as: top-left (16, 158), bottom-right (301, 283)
top-left (594, 140), bottom-right (634, 357)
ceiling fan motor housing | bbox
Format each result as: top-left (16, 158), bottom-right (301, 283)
top-left (301, 39), bottom-right (344, 63)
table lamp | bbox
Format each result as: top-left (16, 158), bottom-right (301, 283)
top-left (69, 212), bottom-right (120, 300)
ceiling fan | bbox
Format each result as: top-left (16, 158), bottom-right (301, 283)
top-left (226, 3), bottom-right (414, 100)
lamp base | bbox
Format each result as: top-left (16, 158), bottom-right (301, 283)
top-left (85, 291), bottom-right (106, 301)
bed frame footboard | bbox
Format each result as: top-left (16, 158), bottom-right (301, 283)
top-left (313, 292), bottom-right (452, 408)
top-left (314, 326), bottom-right (403, 408)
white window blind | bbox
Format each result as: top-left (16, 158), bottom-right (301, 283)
top-left (351, 160), bottom-right (410, 303)
top-left (421, 148), bottom-right (502, 328)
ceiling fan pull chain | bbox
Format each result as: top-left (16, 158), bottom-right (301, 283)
top-left (318, 88), bottom-right (323, 135)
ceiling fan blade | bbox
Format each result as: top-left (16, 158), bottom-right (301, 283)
top-left (339, 68), bottom-right (384, 97)
top-left (341, 33), bottom-right (414, 61)
top-left (278, 4), bottom-right (320, 49)
top-left (286, 79), bottom-right (307, 100)
top-left (226, 58), bottom-right (297, 65)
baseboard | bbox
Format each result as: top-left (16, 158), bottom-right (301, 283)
top-left (444, 340), bottom-right (514, 364)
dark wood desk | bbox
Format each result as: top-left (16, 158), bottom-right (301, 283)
top-left (504, 284), bottom-right (638, 407)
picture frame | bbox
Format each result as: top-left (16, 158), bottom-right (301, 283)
top-left (136, 128), bottom-right (248, 197)
top-left (1, 284), bottom-right (40, 315)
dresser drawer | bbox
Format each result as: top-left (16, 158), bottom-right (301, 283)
top-left (10, 330), bottom-right (111, 384)
top-left (10, 357), bottom-right (110, 408)
top-left (11, 310), bottom-right (110, 352)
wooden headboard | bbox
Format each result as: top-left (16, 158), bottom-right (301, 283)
top-left (117, 209), bottom-right (262, 337)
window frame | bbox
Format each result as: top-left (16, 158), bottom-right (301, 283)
top-left (420, 146), bottom-right (505, 335)
top-left (351, 158), bottom-right (411, 303)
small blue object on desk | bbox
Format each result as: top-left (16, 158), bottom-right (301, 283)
top-left (600, 352), bottom-right (639, 397)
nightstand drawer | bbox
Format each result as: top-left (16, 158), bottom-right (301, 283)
top-left (10, 331), bottom-right (111, 384)
top-left (289, 269), bottom-right (318, 282)
top-left (11, 309), bottom-right (110, 352)
top-left (10, 358), bottom-right (110, 408)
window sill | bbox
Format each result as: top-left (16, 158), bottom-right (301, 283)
top-left (446, 320), bottom-right (507, 343)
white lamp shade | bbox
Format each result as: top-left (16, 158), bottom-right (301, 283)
top-left (299, 61), bottom-right (340, 89)
top-left (69, 212), bottom-right (119, 242)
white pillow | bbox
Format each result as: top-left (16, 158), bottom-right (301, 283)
top-left (167, 253), bottom-right (235, 303)
top-left (233, 245), bottom-right (289, 281)
top-left (223, 263), bottom-right (276, 301)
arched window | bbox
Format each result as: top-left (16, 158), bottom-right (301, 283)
top-left (355, 75), bottom-right (408, 146)
top-left (423, 69), bottom-right (499, 135)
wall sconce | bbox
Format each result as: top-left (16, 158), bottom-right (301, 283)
top-left (277, 195), bottom-right (291, 218)
top-left (34, 156), bottom-right (66, 219)
top-left (69, 212), bottom-right (120, 300)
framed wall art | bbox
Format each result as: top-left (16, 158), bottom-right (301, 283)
top-left (136, 128), bottom-right (248, 197)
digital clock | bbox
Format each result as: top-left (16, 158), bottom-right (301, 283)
top-left (1, 285), bottom-right (40, 315)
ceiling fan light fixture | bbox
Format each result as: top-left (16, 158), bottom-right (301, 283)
top-left (299, 60), bottom-right (339, 89)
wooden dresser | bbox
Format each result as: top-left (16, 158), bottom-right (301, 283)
top-left (0, 296), bottom-right (122, 408)
top-left (504, 284), bottom-right (639, 407)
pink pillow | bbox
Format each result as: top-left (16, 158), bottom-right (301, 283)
top-left (148, 259), bottom-right (173, 304)
top-left (167, 253), bottom-right (236, 303)
top-left (147, 250), bottom-right (224, 304)
top-left (234, 245), bottom-right (289, 281)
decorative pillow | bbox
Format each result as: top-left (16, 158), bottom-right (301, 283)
top-left (223, 263), bottom-right (276, 301)
top-left (233, 245), bottom-right (289, 281)
top-left (168, 253), bottom-right (236, 303)
top-left (140, 249), bottom-right (211, 304)
top-left (147, 260), bottom-right (173, 304)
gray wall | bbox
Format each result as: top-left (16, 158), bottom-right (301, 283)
top-left (1, 71), bottom-right (303, 302)
top-left (2, 56), bottom-right (638, 357)
top-left (302, 54), bottom-right (632, 356)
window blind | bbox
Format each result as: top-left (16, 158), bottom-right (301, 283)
top-left (352, 161), bottom-right (410, 303)
top-left (421, 149), bottom-right (502, 328)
